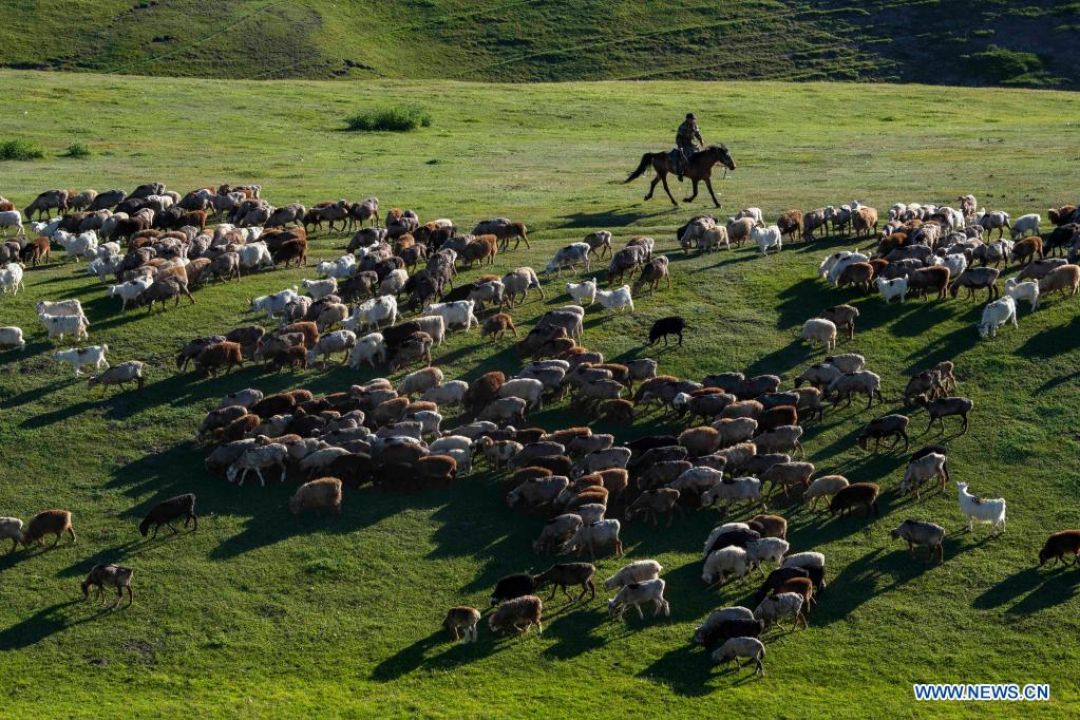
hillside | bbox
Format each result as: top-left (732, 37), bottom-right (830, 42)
top-left (1, 1), bottom-right (1078, 86)
top-left (0, 71), bottom-right (1078, 717)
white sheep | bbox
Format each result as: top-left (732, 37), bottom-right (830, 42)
top-left (398, 367), bottom-right (444, 397)
top-left (0, 517), bottom-right (24, 552)
top-left (800, 318), bottom-right (837, 352)
top-left (423, 300), bottom-right (478, 331)
top-left (108, 276), bottom-right (154, 309)
top-left (781, 551), bottom-right (826, 575)
top-left (956, 481), bottom-right (1006, 534)
top-left (566, 279), bottom-right (596, 306)
top-left (53, 345), bottom-right (109, 376)
top-left (42, 314), bottom-right (89, 342)
top-left (498, 377), bottom-right (546, 410)
top-left (301, 277), bottom-right (338, 301)
top-left (977, 296), bottom-right (1017, 339)
top-left (818, 250), bottom-right (851, 279)
top-left (943, 252), bottom-right (968, 278)
top-left (227, 441), bottom-right (289, 486)
top-left (251, 287), bottom-right (300, 319)
top-left (700, 476), bottom-right (763, 511)
top-left (0, 326), bottom-right (26, 351)
top-left (237, 241), bottom-right (272, 271)
top-left (350, 296), bottom-right (398, 331)
top-left (711, 636), bottom-right (766, 676)
top-left (802, 475), bottom-right (849, 510)
top-left (409, 410), bottom-right (443, 438)
top-left (702, 546), bottom-right (749, 585)
top-left (751, 224), bottom-right (782, 255)
top-left (596, 285), bottom-right (634, 313)
top-left (828, 252), bottom-right (869, 285)
top-left (0, 210), bottom-right (24, 237)
top-left (1010, 213), bottom-right (1041, 239)
top-left (0, 260), bottom-right (24, 295)
top-left (316, 254), bottom-right (356, 279)
top-left (421, 380), bottom-right (469, 407)
top-left (876, 276), bottom-right (908, 303)
top-left (603, 559), bottom-right (663, 590)
top-left (606, 578), bottom-right (669, 621)
top-left (347, 332), bottom-right (386, 368)
top-left (1004, 278), bottom-right (1039, 311)
top-left (693, 606), bottom-right (755, 643)
top-left (562, 519), bottom-right (623, 559)
top-left (308, 330), bottom-right (356, 365)
top-left (754, 592), bottom-right (807, 630)
top-left (745, 537), bottom-right (790, 574)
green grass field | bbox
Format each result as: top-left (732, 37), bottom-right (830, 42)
top-left (1, 1), bottom-right (1078, 87)
top-left (0, 70), bottom-right (1078, 718)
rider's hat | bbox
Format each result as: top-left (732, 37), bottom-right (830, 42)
top-left (686, 113), bottom-right (696, 120)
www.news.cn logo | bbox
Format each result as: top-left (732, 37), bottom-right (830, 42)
top-left (913, 684), bottom-right (1050, 702)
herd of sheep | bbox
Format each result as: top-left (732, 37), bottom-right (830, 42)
top-left (1, 183), bottom-right (1079, 678)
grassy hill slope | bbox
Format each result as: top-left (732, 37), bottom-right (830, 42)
top-left (1, 1), bottom-right (1078, 86)
top-left (0, 71), bottom-right (1078, 718)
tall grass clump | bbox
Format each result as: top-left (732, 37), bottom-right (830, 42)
top-left (345, 105), bottom-right (431, 132)
top-left (0, 139), bottom-right (44, 160)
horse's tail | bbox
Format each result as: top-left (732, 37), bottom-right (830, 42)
top-left (625, 153), bottom-right (655, 183)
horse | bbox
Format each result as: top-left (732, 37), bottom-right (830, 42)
top-left (624, 145), bottom-right (736, 208)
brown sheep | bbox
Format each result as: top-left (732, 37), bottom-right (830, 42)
top-left (829, 482), bottom-right (880, 518)
top-left (465, 371), bottom-right (506, 415)
top-left (279, 321), bottom-right (319, 348)
top-left (289, 477), bottom-right (343, 516)
top-left (837, 262), bottom-right (874, 293)
top-left (757, 405), bottom-right (798, 433)
top-left (625, 488), bottom-right (682, 527)
top-left (907, 266), bottom-right (951, 301)
top-left (194, 341), bottom-right (244, 377)
top-left (777, 209), bottom-right (803, 244)
top-left (488, 595), bottom-right (543, 635)
top-left (482, 313), bottom-right (518, 341)
top-left (747, 514), bottom-right (787, 539)
top-left (443, 606), bottom-right (482, 642)
top-left (852, 206), bottom-right (879, 238)
top-left (1038, 264), bottom-right (1080, 299)
top-left (595, 399), bottom-right (634, 424)
top-left (1038, 530), bottom-right (1080, 567)
top-left (210, 413), bottom-right (260, 444)
top-left (21, 510), bottom-right (76, 547)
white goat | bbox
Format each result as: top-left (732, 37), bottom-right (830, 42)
top-left (956, 482), bottom-right (1006, 534)
top-left (751, 224), bottom-right (782, 255)
top-left (53, 345), bottom-right (109, 376)
top-left (606, 578), bottom-right (669, 620)
top-left (876, 276), bottom-right (908, 304)
top-left (566, 279), bottom-right (596, 306)
top-left (1004, 278), bottom-right (1039, 311)
top-left (977, 296), bottom-right (1017, 339)
top-left (596, 285), bottom-right (634, 313)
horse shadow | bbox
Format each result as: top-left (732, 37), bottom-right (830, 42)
top-left (555, 207), bottom-right (675, 230)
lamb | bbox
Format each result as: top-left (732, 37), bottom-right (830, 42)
top-left (81, 564), bottom-right (135, 609)
top-left (754, 425), bottom-right (804, 457)
top-left (289, 477), bottom-right (343, 516)
top-left (917, 395), bottom-right (973, 434)
top-left (545, 242), bottom-right (592, 275)
top-left (596, 285), bottom-right (634, 313)
top-left (753, 591), bottom-right (807, 630)
top-left (950, 267), bottom-right (1000, 301)
top-left (0, 517), bottom-right (24, 553)
top-left (876, 275), bottom-right (908, 303)
top-left (250, 287), bottom-right (300, 319)
top-left (607, 578), bottom-right (669, 620)
top-left (823, 353), bottom-right (864, 374)
top-left (799, 475), bottom-right (848, 512)
top-left (566, 279), bottom-right (597, 306)
top-left (307, 330), bottom-right (356, 366)
top-left (397, 367), bottom-right (444, 398)
top-left (602, 559), bottom-right (665, 590)
top-left (20, 509), bottom-right (76, 547)
top-left (624, 488), bottom-right (681, 527)
top-left (795, 362), bottom-right (842, 390)
top-left (87, 361), bottom-right (146, 393)
top-left (53, 345), bottom-right (108, 376)
top-left (501, 267), bottom-right (544, 306)
top-left (1038, 530), bottom-right (1080, 567)
top-left (751, 224), bottom-right (782, 255)
top-left (561, 519), bottom-right (623, 559)
top-left (0, 326), bottom-right (26, 351)
top-left (0, 262), bottom-right (24, 295)
top-left (800, 318), bottom-right (837, 352)
top-left (533, 562), bottom-right (597, 603)
top-left (711, 636), bottom-right (766, 676)
top-left (582, 230), bottom-right (613, 258)
top-left (138, 493), bottom-right (197, 538)
top-left (956, 481), bottom-right (1006, 534)
top-left (506, 475), bottom-right (569, 510)
top-left (820, 304), bottom-right (859, 340)
top-left (900, 452), bottom-right (950, 498)
top-left (830, 482), bottom-right (880, 518)
top-left (499, 378), bottom-right (546, 411)
top-left (488, 595), bottom-right (543, 636)
top-left (1017, 257), bottom-right (1067, 281)
top-left (301, 277), bottom-right (338, 301)
top-left (976, 296), bottom-right (1017, 338)
top-left (443, 606), bottom-right (481, 643)
top-left (760, 461), bottom-right (814, 500)
top-left (702, 546), bottom-right (750, 585)
top-left (423, 300), bottom-right (478, 331)
top-left (891, 519), bottom-right (946, 563)
top-left (347, 332), bottom-right (386, 369)
top-left (226, 441), bottom-right (289, 486)
top-left (1004, 277), bottom-right (1040, 311)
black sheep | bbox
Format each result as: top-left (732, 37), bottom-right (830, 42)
top-left (700, 618), bottom-right (765, 650)
top-left (647, 316), bottom-right (686, 346)
top-left (139, 494), bottom-right (198, 538)
top-left (704, 528), bottom-right (761, 556)
top-left (490, 573), bottom-right (537, 606)
top-left (752, 566), bottom-right (811, 604)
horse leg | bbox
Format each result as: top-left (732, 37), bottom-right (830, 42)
top-left (705, 178), bottom-right (722, 208)
top-left (645, 175), bottom-right (659, 201)
top-left (684, 180), bottom-right (699, 203)
top-left (658, 174), bottom-right (677, 207)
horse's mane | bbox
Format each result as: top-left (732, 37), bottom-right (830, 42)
top-left (702, 144), bottom-right (729, 152)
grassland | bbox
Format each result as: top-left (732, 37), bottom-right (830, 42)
top-left (0, 1), bottom-right (1078, 87)
top-left (0, 70), bottom-right (1078, 718)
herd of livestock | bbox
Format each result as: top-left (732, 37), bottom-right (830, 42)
top-left (1, 182), bottom-right (1079, 677)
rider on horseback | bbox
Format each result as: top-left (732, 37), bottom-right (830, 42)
top-left (675, 113), bottom-right (703, 182)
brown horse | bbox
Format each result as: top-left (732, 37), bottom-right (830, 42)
top-left (625, 145), bottom-right (736, 208)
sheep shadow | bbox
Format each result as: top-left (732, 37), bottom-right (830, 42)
top-left (0, 600), bottom-right (103, 651)
top-left (772, 277), bottom-right (828, 331)
top-left (972, 564), bottom-right (1080, 615)
top-left (743, 338), bottom-right (817, 382)
top-left (904, 322), bottom-right (980, 370)
top-left (636, 644), bottom-right (718, 697)
top-left (539, 606), bottom-right (612, 661)
top-left (887, 300), bottom-right (954, 338)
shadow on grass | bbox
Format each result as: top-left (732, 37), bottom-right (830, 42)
top-left (555, 206), bottom-right (676, 230)
top-left (972, 563), bottom-right (1080, 615)
top-left (0, 600), bottom-right (107, 651)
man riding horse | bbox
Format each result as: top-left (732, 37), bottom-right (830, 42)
top-left (675, 113), bottom-right (704, 182)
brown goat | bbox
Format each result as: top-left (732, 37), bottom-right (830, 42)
top-left (21, 510), bottom-right (76, 547)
